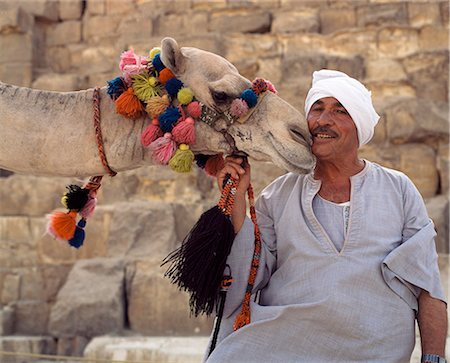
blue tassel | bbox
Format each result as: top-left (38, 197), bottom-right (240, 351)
top-left (240, 89), bottom-right (258, 108)
top-left (107, 77), bottom-right (127, 100)
top-left (68, 219), bottom-right (86, 249)
top-left (159, 106), bottom-right (181, 133)
top-left (152, 54), bottom-right (166, 72)
top-left (165, 78), bottom-right (183, 98)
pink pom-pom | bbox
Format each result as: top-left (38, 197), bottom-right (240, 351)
top-left (230, 99), bottom-right (249, 118)
top-left (79, 196), bottom-right (97, 219)
top-left (172, 117), bottom-right (196, 145)
top-left (266, 80), bottom-right (278, 94)
top-left (120, 49), bottom-right (147, 71)
top-left (141, 119), bottom-right (163, 147)
top-left (149, 133), bottom-right (177, 164)
top-left (186, 101), bottom-right (202, 119)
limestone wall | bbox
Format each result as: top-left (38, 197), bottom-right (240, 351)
top-left (0, 0), bottom-right (448, 359)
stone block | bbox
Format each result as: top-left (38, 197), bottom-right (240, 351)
top-left (79, 46), bottom-right (116, 74)
top-left (59, 0), bottom-right (83, 20)
top-left (385, 99), bottom-right (449, 144)
top-left (438, 141), bottom-right (449, 195)
top-left (105, 0), bottom-right (136, 14)
top-left (57, 335), bottom-right (90, 357)
top-left (224, 34), bottom-right (282, 64)
top-left (419, 25), bottom-right (449, 51)
top-left (0, 216), bottom-right (32, 241)
top-left (325, 55), bottom-right (365, 79)
top-left (83, 15), bottom-right (121, 44)
top-left (0, 62), bottom-right (32, 86)
top-left (0, 33), bottom-right (32, 63)
top-left (0, 306), bottom-right (14, 336)
top-left (281, 54), bottom-right (326, 85)
top-left (272, 9), bottom-right (319, 33)
top-left (0, 3), bottom-right (33, 34)
top-left (441, 1), bottom-right (449, 24)
top-left (40, 264), bottom-right (72, 301)
top-left (425, 195), bottom-right (449, 254)
top-left (126, 259), bottom-right (213, 335)
top-left (1, 274), bottom-right (21, 305)
top-left (326, 29), bottom-right (378, 58)
top-left (32, 73), bottom-right (82, 92)
top-left (192, 0), bottom-right (227, 10)
top-left (377, 27), bottom-right (419, 58)
top-left (408, 2), bottom-right (442, 27)
top-left (48, 258), bottom-right (125, 337)
top-left (154, 11), bottom-right (208, 37)
top-left (257, 56), bottom-right (283, 84)
top-left (0, 336), bottom-right (56, 362)
top-left (319, 8), bottom-right (356, 34)
top-left (366, 58), bottom-right (407, 82)
top-left (209, 9), bottom-right (271, 33)
top-left (46, 20), bottom-right (81, 47)
top-left (46, 46), bottom-right (72, 73)
top-left (13, 301), bottom-right (50, 335)
top-left (356, 3), bottom-right (408, 27)
top-left (20, 0), bottom-right (59, 21)
top-left (19, 268), bottom-right (46, 301)
top-left (87, 0), bottom-right (105, 15)
top-left (118, 13), bottom-right (153, 46)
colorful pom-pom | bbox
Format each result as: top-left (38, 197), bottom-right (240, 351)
top-left (141, 119), bottom-right (163, 147)
top-left (63, 185), bottom-right (89, 211)
top-left (159, 106), bottom-right (181, 133)
top-left (230, 98), bottom-right (249, 118)
top-left (115, 88), bottom-right (144, 119)
top-left (132, 73), bottom-right (163, 101)
top-left (266, 80), bottom-right (278, 94)
top-left (149, 133), bottom-right (177, 165)
top-left (48, 210), bottom-right (77, 241)
top-left (158, 68), bottom-right (175, 85)
top-left (146, 94), bottom-right (170, 118)
top-left (165, 78), bottom-right (183, 98)
top-left (204, 154), bottom-right (225, 177)
top-left (177, 87), bottom-right (194, 105)
top-left (149, 47), bottom-right (161, 60)
top-left (240, 89), bottom-right (258, 108)
top-left (152, 53), bottom-right (165, 72)
top-left (252, 78), bottom-right (268, 95)
top-left (172, 117), bottom-right (196, 145)
top-left (186, 101), bottom-right (202, 118)
top-left (79, 195), bottom-right (97, 219)
top-left (68, 219), bottom-right (86, 249)
top-left (107, 77), bottom-right (127, 100)
top-left (169, 144), bottom-right (195, 173)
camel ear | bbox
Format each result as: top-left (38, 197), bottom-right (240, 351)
top-left (161, 37), bottom-right (185, 75)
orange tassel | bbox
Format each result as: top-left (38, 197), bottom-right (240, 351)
top-left (115, 88), bottom-right (144, 119)
top-left (48, 210), bottom-right (77, 240)
top-left (205, 154), bottom-right (225, 177)
top-left (158, 68), bottom-right (175, 84)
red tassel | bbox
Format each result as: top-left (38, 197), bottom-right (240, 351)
top-left (186, 101), bottom-right (202, 119)
top-left (47, 210), bottom-right (77, 240)
top-left (141, 119), bottom-right (163, 147)
top-left (149, 133), bottom-right (177, 164)
top-left (172, 117), bottom-right (196, 145)
top-left (205, 154), bottom-right (225, 177)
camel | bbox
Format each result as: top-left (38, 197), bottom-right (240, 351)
top-left (0, 37), bottom-right (314, 178)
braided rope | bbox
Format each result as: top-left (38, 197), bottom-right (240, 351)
top-left (217, 177), bottom-right (238, 217)
top-left (93, 88), bottom-right (117, 177)
top-left (233, 182), bottom-right (261, 331)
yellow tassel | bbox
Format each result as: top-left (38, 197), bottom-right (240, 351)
top-left (132, 73), bottom-right (162, 101)
top-left (177, 87), bottom-right (194, 105)
top-left (61, 195), bottom-right (68, 208)
top-left (149, 47), bottom-right (161, 60)
top-left (169, 144), bottom-right (195, 173)
top-left (146, 94), bottom-right (170, 118)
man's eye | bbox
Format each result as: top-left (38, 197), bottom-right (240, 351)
top-left (212, 91), bottom-right (229, 103)
top-left (337, 109), bottom-right (348, 115)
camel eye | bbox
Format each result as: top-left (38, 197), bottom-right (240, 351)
top-left (212, 91), bottom-right (229, 103)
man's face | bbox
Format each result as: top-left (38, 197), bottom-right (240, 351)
top-left (307, 97), bottom-right (359, 160)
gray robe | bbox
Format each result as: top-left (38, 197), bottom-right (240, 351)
top-left (205, 161), bottom-right (445, 363)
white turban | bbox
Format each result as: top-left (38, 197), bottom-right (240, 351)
top-left (304, 69), bottom-right (380, 147)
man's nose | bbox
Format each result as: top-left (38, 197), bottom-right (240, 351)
top-left (316, 110), bottom-right (334, 126)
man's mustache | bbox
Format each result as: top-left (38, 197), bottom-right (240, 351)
top-left (311, 126), bottom-right (338, 137)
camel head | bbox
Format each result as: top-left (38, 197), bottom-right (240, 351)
top-left (160, 37), bottom-right (314, 174)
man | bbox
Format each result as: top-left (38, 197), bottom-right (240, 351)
top-left (207, 70), bottom-right (447, 362)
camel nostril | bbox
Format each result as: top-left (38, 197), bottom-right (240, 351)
top-left (289, 127), bottom-right (311, 147)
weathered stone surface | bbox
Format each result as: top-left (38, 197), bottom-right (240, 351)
top-left (326, 29), bottom-right (378, 58)
top-left (87, 0), bottom-right (105, 15)
top-left (377, 27), bottom-right (419, 58)
top-left (419, 25), bottom-right (449, 51)
top-left (57, 335), bottom-right (90, 357)
top-left (32, 73), bottom-right (82, 92)
top-left (84, 336), bottom-right (210, 363)
top-left (48, 258), bottom-right (125, 337)
top-left (0, 336), bottom-right (56, 363)
top-left (78, 46), bottom-right (116, 74)
top-left (319, 7), bottom-right (356, 34)
top-left (438, 141), bottom-right (449, 195)
top-left (83, 15), bottom-right (121, 44)
top-left (210, 9), bottom-right (271, 33)
top-left (154, 11), bottom-right (208, 37)
top-left (0, 237), bottom-right (37, 269)
top-left (59, 0), bottom-right (83, 20)
top-left (385, 99), bottom-right (449, 144)
top-left (46, 46), bottom-right (71, 73)
top-left (105, 0), bottom-right (136, 15)
top-left (0, 3), bottom-right (33, 34)
top-left (19, 0), bottom-right (59, 21)
top-left (366, 58), bottom-right (407, 82)
top-left (0, 62), bottom-right (32, 86)
top-left (0, 33), bottom-right (32, 62)
top-left (13, 300), bottom-right (50, 334)
top-left (118, 13), bottom-right (153, 46)
top-left (126, 259), bottom-right (213, 335)
top-left (272, 10), bottom-right (319, 33)
top-left (1, 274), bottom-right (20, 305)
top-left (46, 20), bottom-right (81, 47)
top-left (356, 3), bottom-right (408, 27)
top-left (0, 306), bottom-right (14, 335)
top-left (225, 34), bottom-right (281, 63)
top-left (325, 55), bottom-right (365, 79)
top-left (425, 195), bottom-right (449, 254)
top-left (408, 2), bottom-right (442, 27)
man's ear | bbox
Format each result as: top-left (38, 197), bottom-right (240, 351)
top-left (160, 37), bottom-right (185, 76)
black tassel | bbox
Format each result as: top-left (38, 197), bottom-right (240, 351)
top-left (162, 205), bottom-right (235, 316)
top-left (64, 185), bottom-right (89, 210)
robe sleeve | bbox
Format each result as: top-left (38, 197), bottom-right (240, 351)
top-left (223, 194), bottom-right (277, 318)
top-left (381, 175), bottom-right (446, 311)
